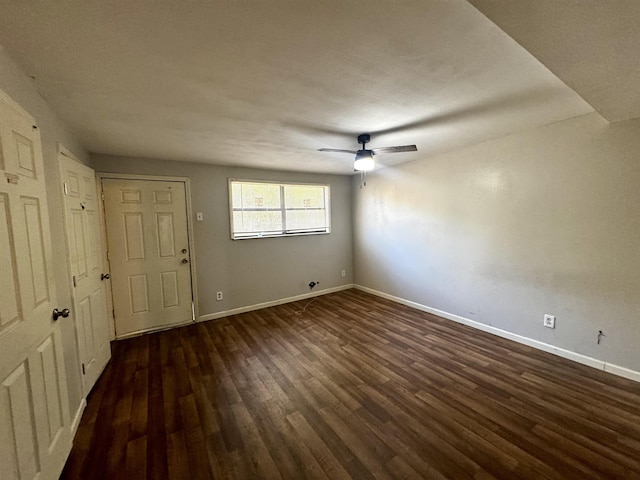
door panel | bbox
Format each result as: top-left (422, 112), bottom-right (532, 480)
top-left (60, 153), bottom-right (111, 396)
top-left (1, 363), bottom-right (40, 480)
top-left (0, 89), bottom-right (72, 480)
top-left (22, 197), bottom-right (50, 306)
top-left (156, 212), bottom-right (176, 257)
top-left (36, 335), bottom-right (64, 443)
top-left (14, 130), bottom-right (37, 178)
top-left (123, 213), bottom-right (145, 259)
top-left (0, 194), bottom-right (20, 328)
top-left (71, 209), bottom-right (88, 280)
top-left (102, 178), bottom-right (193, 337)
top-left (129, 274), bottom-right (150, 313)
top-left (161, 271), bottom-right (179, 308)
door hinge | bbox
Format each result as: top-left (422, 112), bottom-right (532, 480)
top-left (72, 275), bottom-right (76, 288)
top-left (63, 182), bottom-right (68, 195)
top-left (81, 363), bottom-right (85, 375)
top-left (101, 192), bottom-right (105, 201)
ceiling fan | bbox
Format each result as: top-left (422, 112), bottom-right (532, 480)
top-left (318, 133), bottom-right (417, 172)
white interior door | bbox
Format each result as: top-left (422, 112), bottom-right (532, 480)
top-left (102, 178), bottom-right (194, 337)
top-left (0, 91), bottom-right (72, 479)
top-left (60, 152), bottom-right (111, 396)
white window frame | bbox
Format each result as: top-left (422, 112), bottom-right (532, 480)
top-left (228, 178), bottom-right (331, 240)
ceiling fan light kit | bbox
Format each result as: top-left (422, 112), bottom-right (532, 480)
top-left (353, 150), bottom-right (375, 171)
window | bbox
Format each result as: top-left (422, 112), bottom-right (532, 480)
top-left (229, 179), bottom-right (330, 239)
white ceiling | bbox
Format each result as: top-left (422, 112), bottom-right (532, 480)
top-left (0, 1), bottom-right (594, 174)
top-left (470, 0), bottom-right (640, 123)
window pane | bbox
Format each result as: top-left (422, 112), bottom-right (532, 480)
top-left (233, 182), bottom-right (281, 210)
top-left (286, 210), bottom-right (327, 232)
top-left (233, 210), bottom-right (283, 235)
top-left (284, 185), bottom-right (325, 209)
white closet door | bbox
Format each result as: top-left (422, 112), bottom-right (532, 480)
top-left (0, 91), bottom-right (72, 480)
top-left (60, 153), bottom-right (111, 395)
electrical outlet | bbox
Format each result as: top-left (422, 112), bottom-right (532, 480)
top-left (216, 291), bottom-right (223, 301)
top-left (341, 270), bottom-right (346, 278)
top-left (543, 314), bottom-right (556, 329)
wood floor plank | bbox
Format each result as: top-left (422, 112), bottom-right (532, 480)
top-left (125, 436), bottom-right (147, 480)
top-left (166, 430), bottom-right (189, 480)
top-left (61, 289), bottom-right (640, 479)
top-left (286, 410), bottom-right (353, 479)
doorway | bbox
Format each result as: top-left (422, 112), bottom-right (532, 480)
top-left (101, 176), bottom-right (196, 338)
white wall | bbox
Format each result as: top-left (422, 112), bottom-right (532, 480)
top-left (354, 112), bottom-right (640, 372)
top-left (0, 46), bottom-right (88, 418)
top-left (91, 155), bottom-right (354, 318)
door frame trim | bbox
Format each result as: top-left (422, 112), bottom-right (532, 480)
top-left (96, 172), bottom-right (200, 336)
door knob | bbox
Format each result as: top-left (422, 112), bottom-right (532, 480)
top-left (101, 273), bottom-right (111, 280)
top-left (181, 258), bottom-right (189, 264)
top-left (181, 248), bottom-right (188, 254)
top-left (52, 308), bottom-right (70, 321)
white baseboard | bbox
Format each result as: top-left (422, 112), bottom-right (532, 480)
top-left (354, 284), bottom-right (640, 383)
top-left (604, 363), bottom-right (640, 381)
top-left (199, 284), bottom-right (354, 322)
top-left (70, 398), bottom-right (86, 437)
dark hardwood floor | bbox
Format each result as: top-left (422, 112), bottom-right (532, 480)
top-left (61, 289), bottom-right (640, 479)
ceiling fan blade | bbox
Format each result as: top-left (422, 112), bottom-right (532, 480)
top-left (318, 148), bottom-right (357, 154)
top-left (371, 145), bottom-right (418, 154)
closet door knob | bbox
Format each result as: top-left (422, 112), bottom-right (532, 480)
top-left (101, 273), bottom-right (111, 280)
top-left (52, 308), bottom-right (70, 321)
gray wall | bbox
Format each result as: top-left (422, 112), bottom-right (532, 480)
top-left (354, 112), bottom-right (640, 372)
top-left (91, 155), bottom-right (354, 318)
top-left (0, 46), bottom-right (89, 419)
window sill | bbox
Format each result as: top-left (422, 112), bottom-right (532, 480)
top-left (231, 230), bottom-right (330, 240)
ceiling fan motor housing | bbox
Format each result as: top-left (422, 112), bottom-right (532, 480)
top-left (357, 133), bottom-right (371, 146)
top-left (355, 149), bottom-right (374, 160)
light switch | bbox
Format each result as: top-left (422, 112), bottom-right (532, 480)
top-left (196, 212), bottom-right (204, 221)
